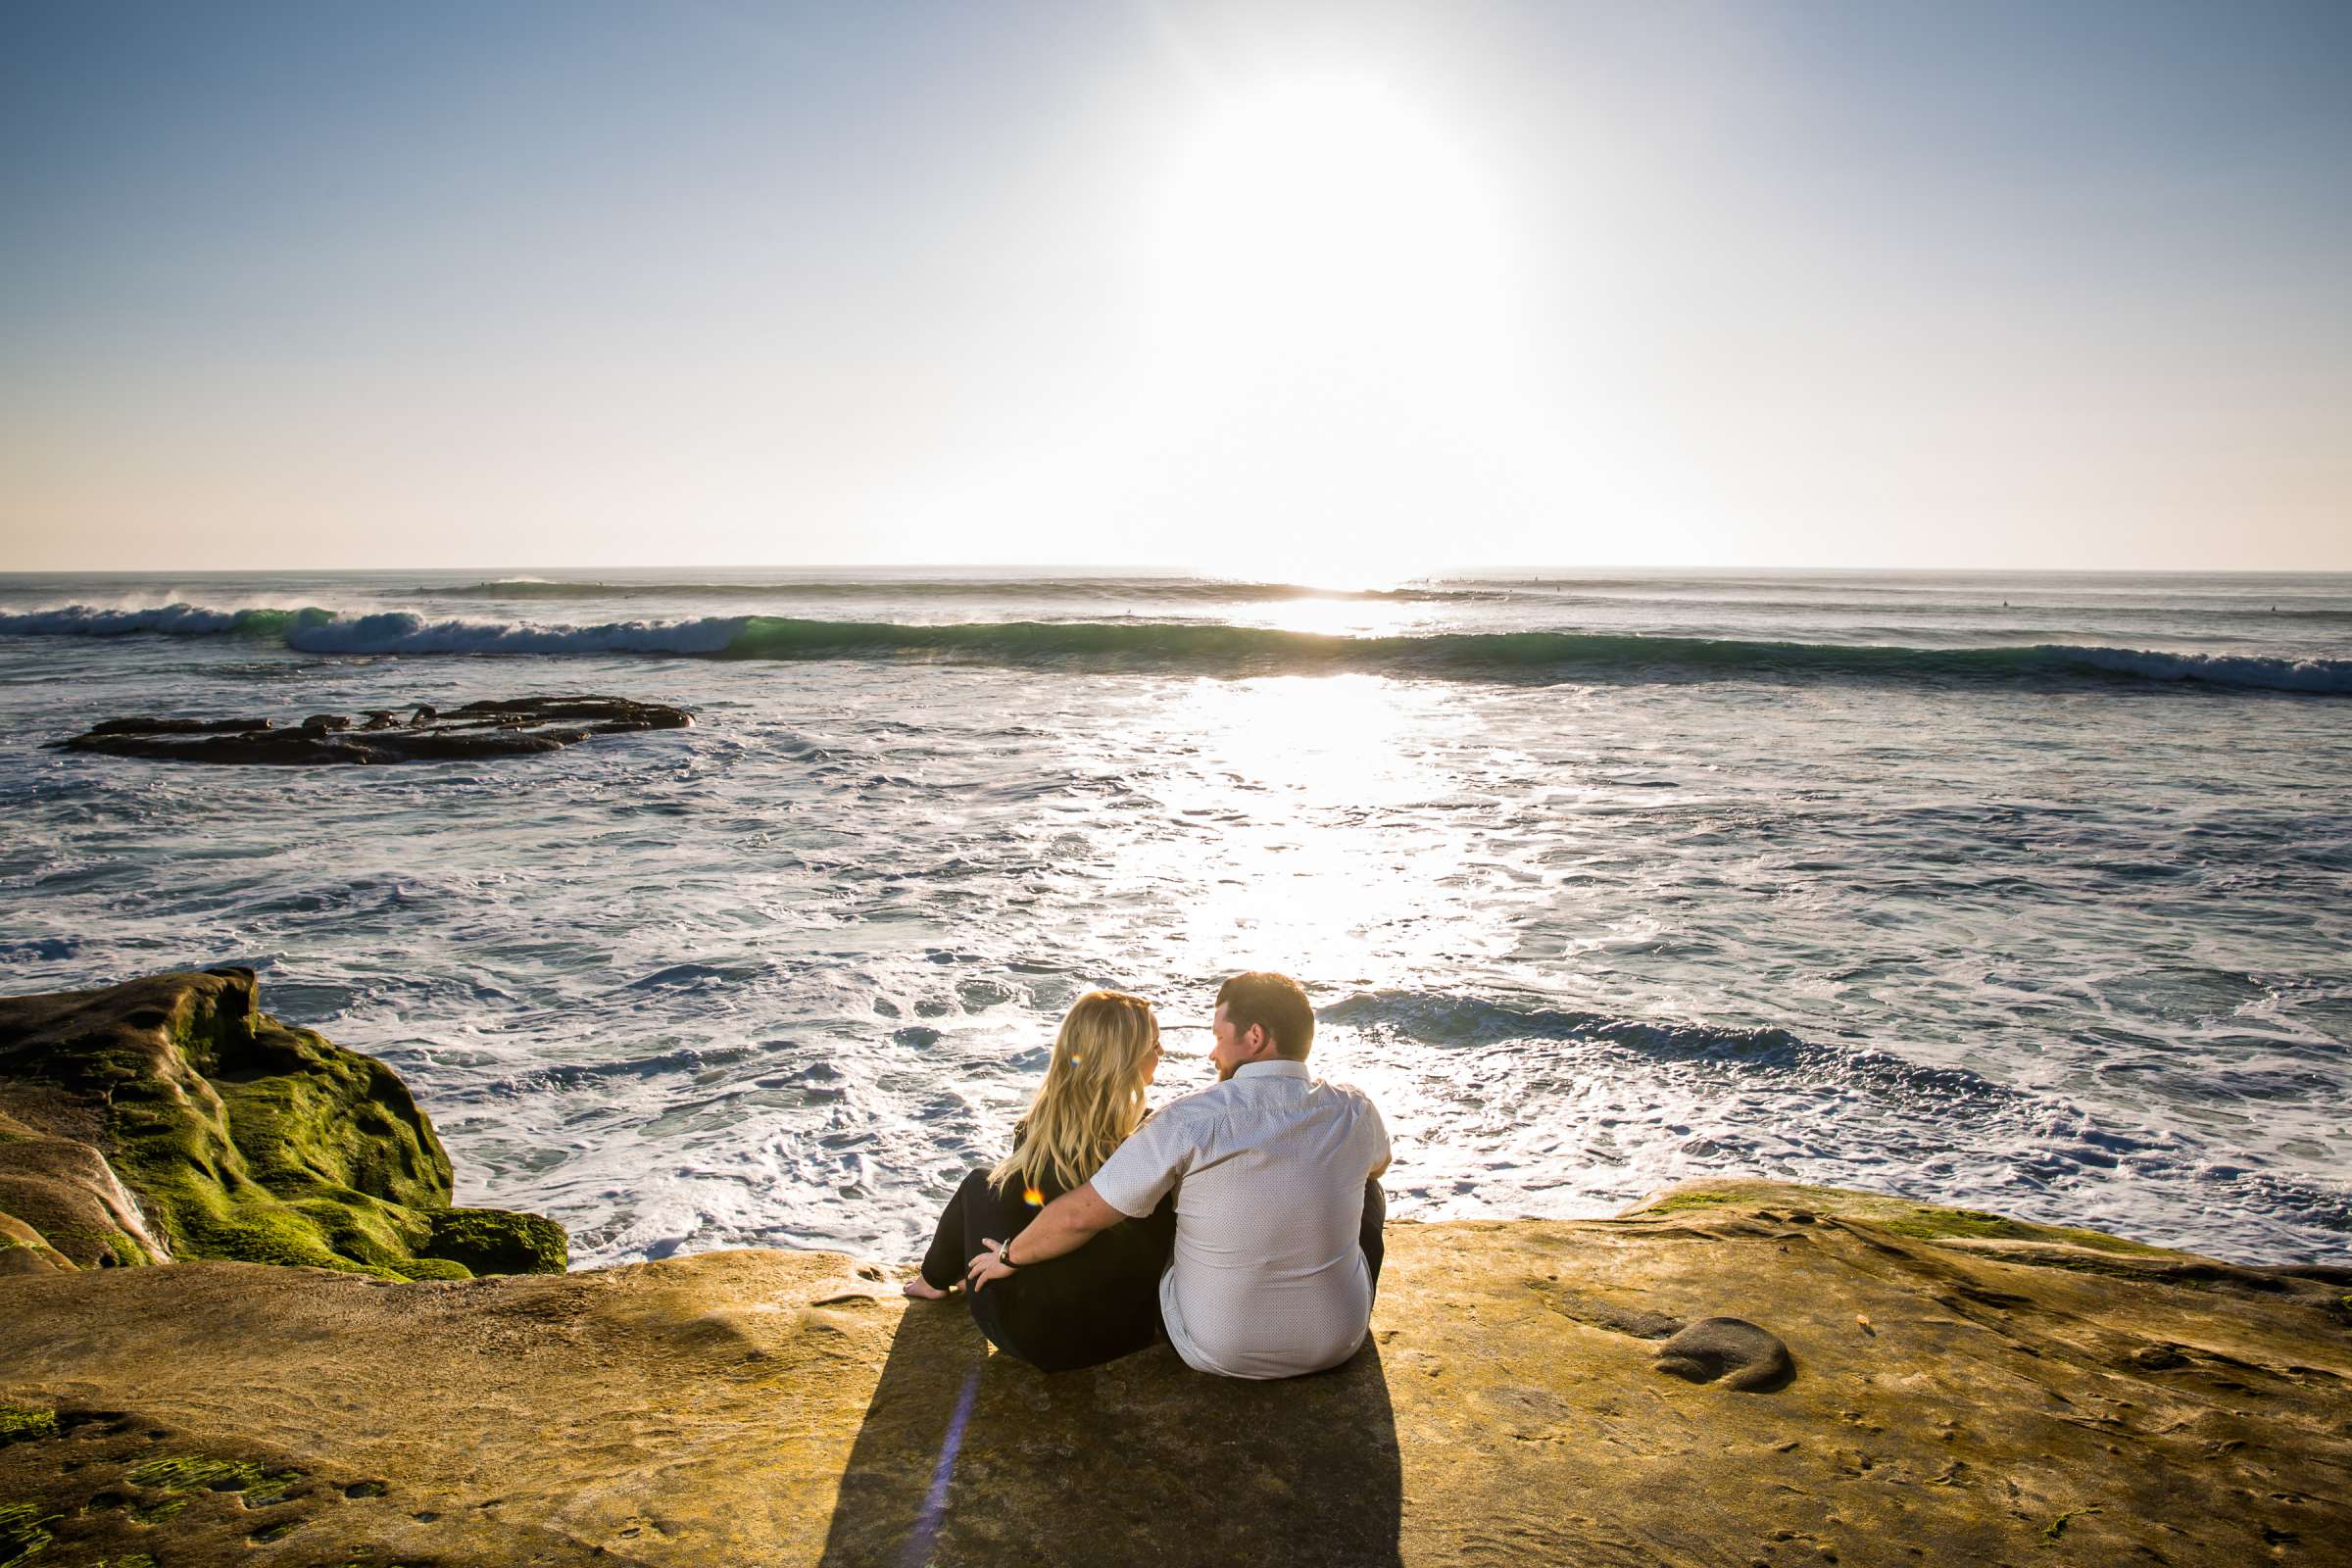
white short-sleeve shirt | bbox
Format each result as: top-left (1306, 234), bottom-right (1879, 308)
top-left (1091, 1059), bottom-right (1391, 1380)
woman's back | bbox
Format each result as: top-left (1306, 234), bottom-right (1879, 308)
top-left (906, 990), bottom-right (1176, 1372)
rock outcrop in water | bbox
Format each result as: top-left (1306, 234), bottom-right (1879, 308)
top-left (46, 695), bottom-right (690, 764)
top-left (3, 972), bottom-right (2348, 1567)
top-left (0, 968), bottom-right (563, 1280)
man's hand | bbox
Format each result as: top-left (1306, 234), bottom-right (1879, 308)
top-left (964, 1182), bottom-right (1126, 1291)
top-left (967, 1239), bottom-right (1015, 1293)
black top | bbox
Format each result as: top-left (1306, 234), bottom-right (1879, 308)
top-left (917, 1138), bottom-right (1177, 1372)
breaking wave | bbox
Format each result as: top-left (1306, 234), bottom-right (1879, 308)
top-left (0, 605), bottom-right (334, 638)
top-left (1321, 990), bottom-right (2025, 1112)
top-left (5, 604), bottom-right (2348, 693)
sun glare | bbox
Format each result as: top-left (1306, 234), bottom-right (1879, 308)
top-left (1149, 76), bottom-right (1507, 373)
top-left (1126, 75), bottom-right (1531, 581)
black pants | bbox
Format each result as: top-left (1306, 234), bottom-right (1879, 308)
top-left (919, 1172), bottom-right (1388, 1372)
top-left (919, 1169), bottom-right (1176, 1373)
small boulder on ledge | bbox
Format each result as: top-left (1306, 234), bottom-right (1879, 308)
top-left (47, 695), bottom-right (691, 764)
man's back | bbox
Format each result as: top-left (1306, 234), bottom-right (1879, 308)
top-left (1092, 1058), bottom-right (1389, 1379)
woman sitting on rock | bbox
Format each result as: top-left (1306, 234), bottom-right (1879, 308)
top-left (904, 989), bottom-right (1175, 1371)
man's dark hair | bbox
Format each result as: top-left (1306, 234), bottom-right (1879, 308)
top-left (1216, 971), bottom-right (1314, 1061)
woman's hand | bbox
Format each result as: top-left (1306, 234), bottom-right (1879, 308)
top-left (966, 1239), bottom-right (1016, 1293)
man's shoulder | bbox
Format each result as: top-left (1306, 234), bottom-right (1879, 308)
top-left (1154, 1077), bottom-right (1249, 1122)
top-left (1139, 1074), bottom-right (1300, 1133)
top-left (1105, 1085), bottom-right (1220, 1159)
top-left (1308, 1075), bottom-right (1383, 1111)
top-left (1151, 1072), bottom-right (1382, 1126)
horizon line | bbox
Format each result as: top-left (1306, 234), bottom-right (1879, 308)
top-left (7, 563), bottom-right (2352, 579)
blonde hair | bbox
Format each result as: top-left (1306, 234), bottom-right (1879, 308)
top-left (992, 990), bottom-right (1158, 1199)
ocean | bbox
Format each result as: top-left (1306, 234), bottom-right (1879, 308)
top-left (2, 567), bottom-right (2346, 1267)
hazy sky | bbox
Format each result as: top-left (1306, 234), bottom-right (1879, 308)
top-left (4, 1), bottom-right (2347, 574)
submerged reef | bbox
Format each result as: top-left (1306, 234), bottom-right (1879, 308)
top-left (3, 972), bottom-right (2349, 1566)
top-left (46, 694), bottom-right (690, 764)
top-left (0, 968), bottom-right (563, 1280)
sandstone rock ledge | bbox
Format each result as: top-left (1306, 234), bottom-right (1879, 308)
top-left (3, 979), bottom-right (2349, 1567)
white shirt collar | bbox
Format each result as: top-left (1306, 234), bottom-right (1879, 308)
top-left (1234, 1059), bottom-right (1310, 1080)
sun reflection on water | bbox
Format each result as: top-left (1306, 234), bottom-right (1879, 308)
top-left (1143, 674), bottom-right (1508, 989)
top-left (1233, 594), bottom-right (1433, 639)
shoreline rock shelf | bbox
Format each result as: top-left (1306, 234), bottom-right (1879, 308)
top-left (46, 694), bottom-right (691, 764)
top-left (4, 972), bottom-right (2350, 1566)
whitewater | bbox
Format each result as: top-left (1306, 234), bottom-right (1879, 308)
top-left (2, 567), bottom-right (2348, 1266)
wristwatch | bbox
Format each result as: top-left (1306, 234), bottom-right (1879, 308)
top-left (996, 1238), bottom-right (1019, 1269)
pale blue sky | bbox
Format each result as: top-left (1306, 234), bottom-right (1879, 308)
top-left (4, 1), bottom-right (2346, 572)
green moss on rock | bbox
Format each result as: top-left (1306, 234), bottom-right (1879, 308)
top-left (44, 1231), bottom-right (148, 1270)
top-left (1, 969), bottom-right (565, 1284)
top-left (125, 1454), bottom-right (303, 1507)
top-left (1877, 1205), bottom-right (2170, 1255)
top-left (1625, 1180), bottom-right (2180, 1257)
top-left (423, 1207), bottom-right (567, 1276)
top-left (0, 1409), bottom-right (57, 1447)
top-left (101, 988), bottom-right (455, 1279)
top-left (1, 1499), bottom-right (58, 1567)
top-left (1636, 1190), bottom-right (1740, 1215)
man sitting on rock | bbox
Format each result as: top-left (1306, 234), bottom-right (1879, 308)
top-left (967, 970), bottom-right (1390, 1379)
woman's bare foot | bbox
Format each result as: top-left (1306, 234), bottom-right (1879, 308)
top-left (902, 1276), bottom-right (952, 1300)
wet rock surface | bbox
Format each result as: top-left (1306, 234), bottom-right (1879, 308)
top-left (48, 695), bottom-right (690, 764)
